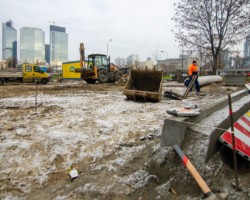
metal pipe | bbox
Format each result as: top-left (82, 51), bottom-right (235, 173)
top-left (228, 94), bottom-right (239, 190)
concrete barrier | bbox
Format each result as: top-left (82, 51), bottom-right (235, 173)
top-left (161, 116), bottom-right (188, 146)
top-left (224, 75), bottom-right (245, 86)
top-left (161, 89), bottom-right (249, 147)
top-left (206, 102), bottom-right (250, 162)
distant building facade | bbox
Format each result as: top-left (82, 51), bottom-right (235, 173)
top-left (242, 34), bottom-right (250, 68)
top-left (138, 60), bottom-right (154, 69)
top-left (158, 56), bottom-right (200, 73)
top-left (2, 20), bottom-right (17, 65)
top-left (50, 25), bottom-right (68, 66)
top-left (0, 60), bottom-right (7, 69)
top-left (244, 34), bottom-right (250, 58)
top-left (221, 49), bottom-right (232, 69)
top-left (127, 54), bottom-right (139, 66)
top-left (20, 27), bottom-right (45, 64)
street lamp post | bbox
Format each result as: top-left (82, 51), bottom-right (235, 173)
top-left (107, 39), bottom-right (112, 56)
top-left (160, 50), bottom-right (168, 72)
top-left (160, 50), bottom-right (168, 60)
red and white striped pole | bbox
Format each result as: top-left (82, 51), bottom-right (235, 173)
top-left (174, 144), bottom-right (213, 198)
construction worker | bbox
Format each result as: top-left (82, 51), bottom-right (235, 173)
top-left (187, 61), bottom-right (200, 94)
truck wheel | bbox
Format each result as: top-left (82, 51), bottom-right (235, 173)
top-left (0, 78), bottom-right (5, 85)
top-left (114, 71), bottom-right (123, 81)
top-left (86, 79), bottom-right (96, 84)
top-left (98, 70), bottom-right (109, 83)
top-left (41, 78), bottom-right (48, 84)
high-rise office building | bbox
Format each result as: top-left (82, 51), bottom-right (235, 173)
top-left (45, 44), bottom-right (50, 64)
top-left (244, 34), bottom-right (250, 58)
top-left (20, 27), bottom-right (45, 64)
top-left (50, 25), bottom-right (68, 66)
top-left (2, 20), bottom-right (17, 65)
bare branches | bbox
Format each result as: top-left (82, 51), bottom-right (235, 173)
top-left (172, 0), bottom-right (250, 74)
top-left (114, 57), bottom-right (127, 68)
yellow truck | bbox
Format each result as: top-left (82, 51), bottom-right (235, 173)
top-left (0, 64), bottom-right (50, 85)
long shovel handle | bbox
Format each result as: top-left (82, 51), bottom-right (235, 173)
top-left (174, 144), bottom-right (212, 197)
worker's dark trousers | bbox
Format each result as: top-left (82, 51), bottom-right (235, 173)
top-left (188, 76), bottom-right (200, 92)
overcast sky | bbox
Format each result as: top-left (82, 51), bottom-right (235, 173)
top-left (0, 0), bottom-right (183, 62)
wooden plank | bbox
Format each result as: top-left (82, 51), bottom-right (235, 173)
top-left (183, 75), bottom-right (197, 99)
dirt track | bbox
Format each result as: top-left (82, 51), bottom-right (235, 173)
top-left (0, 81), bottom-right (249, 200)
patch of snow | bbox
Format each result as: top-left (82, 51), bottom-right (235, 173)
top-left (0, 86), bottom-right (247, 198)
top-left (117, 169), bottom-right (157, 189)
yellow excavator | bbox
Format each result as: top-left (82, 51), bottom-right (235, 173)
top-left (78, 43), bottom-right (123, 84)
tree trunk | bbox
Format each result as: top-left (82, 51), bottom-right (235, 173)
top-left (212, 55), bottom-right (219, 75)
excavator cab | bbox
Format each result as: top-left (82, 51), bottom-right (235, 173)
top-left (79, 43), bottom-right (123, 84)
top-left (82, 54), bottom-right (110, 83)
top-left (88, 54), bottom-right (110, 71)
top-left (82, 54), bottom-right (122, 84)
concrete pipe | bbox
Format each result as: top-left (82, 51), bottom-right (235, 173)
top-left (198, 75), bottom-right (223, 87)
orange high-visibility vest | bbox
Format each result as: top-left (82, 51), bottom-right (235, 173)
top-left (188, 64), bottom-right (198, 76)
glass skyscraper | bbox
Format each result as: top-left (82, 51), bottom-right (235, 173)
top-left (45, 44), bottom-right (50, 64)
top-left (244, 34), bottom-right (250, 58)
top-left (20, 27), bottom-right (45, 64)
top-left (2, 20), bottom-right (17, 65)
top-left (50, 25), bottom-right (68, 66)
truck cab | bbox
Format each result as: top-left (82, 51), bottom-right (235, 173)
top-left (0, 64), bottom-right (50, 85)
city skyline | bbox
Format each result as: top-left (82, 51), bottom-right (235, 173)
top-left (0, 0), bottom-right (247, 64)
top-left (0, 0), bottom-right (182, 62)
top-left (2, 21), bottom-right (69, 66)
top-left (2, 18), bottom-right (248, 65)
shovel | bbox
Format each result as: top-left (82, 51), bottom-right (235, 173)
top-left (174, 144), bottom-right (228, 200)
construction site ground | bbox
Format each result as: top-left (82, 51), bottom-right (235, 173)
top-left (0, 80), bottom-right (249, 200)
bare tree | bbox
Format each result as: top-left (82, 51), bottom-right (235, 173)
top-left (172, 0), bottom-right (250, 74)
top-left (114, 57), bottom-right (127, 68)
top-left (151, 48), bottom-right (159, 61)
top-left (6, 57), bottom-right (14, 68)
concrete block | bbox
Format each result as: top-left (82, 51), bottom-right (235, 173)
top-left (161, 116), bottom-right (188, 146)
top-left (224, 75), bottom-right (245, 86)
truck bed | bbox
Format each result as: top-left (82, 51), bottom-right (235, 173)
top-left (0, 71), bottom-right (23, 78)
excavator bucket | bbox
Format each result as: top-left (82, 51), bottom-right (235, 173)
top-left (123, 68), bottom-right (163, 102)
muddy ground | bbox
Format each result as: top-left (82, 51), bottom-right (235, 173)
top-left (0, 80), bottom-right (249, 200)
